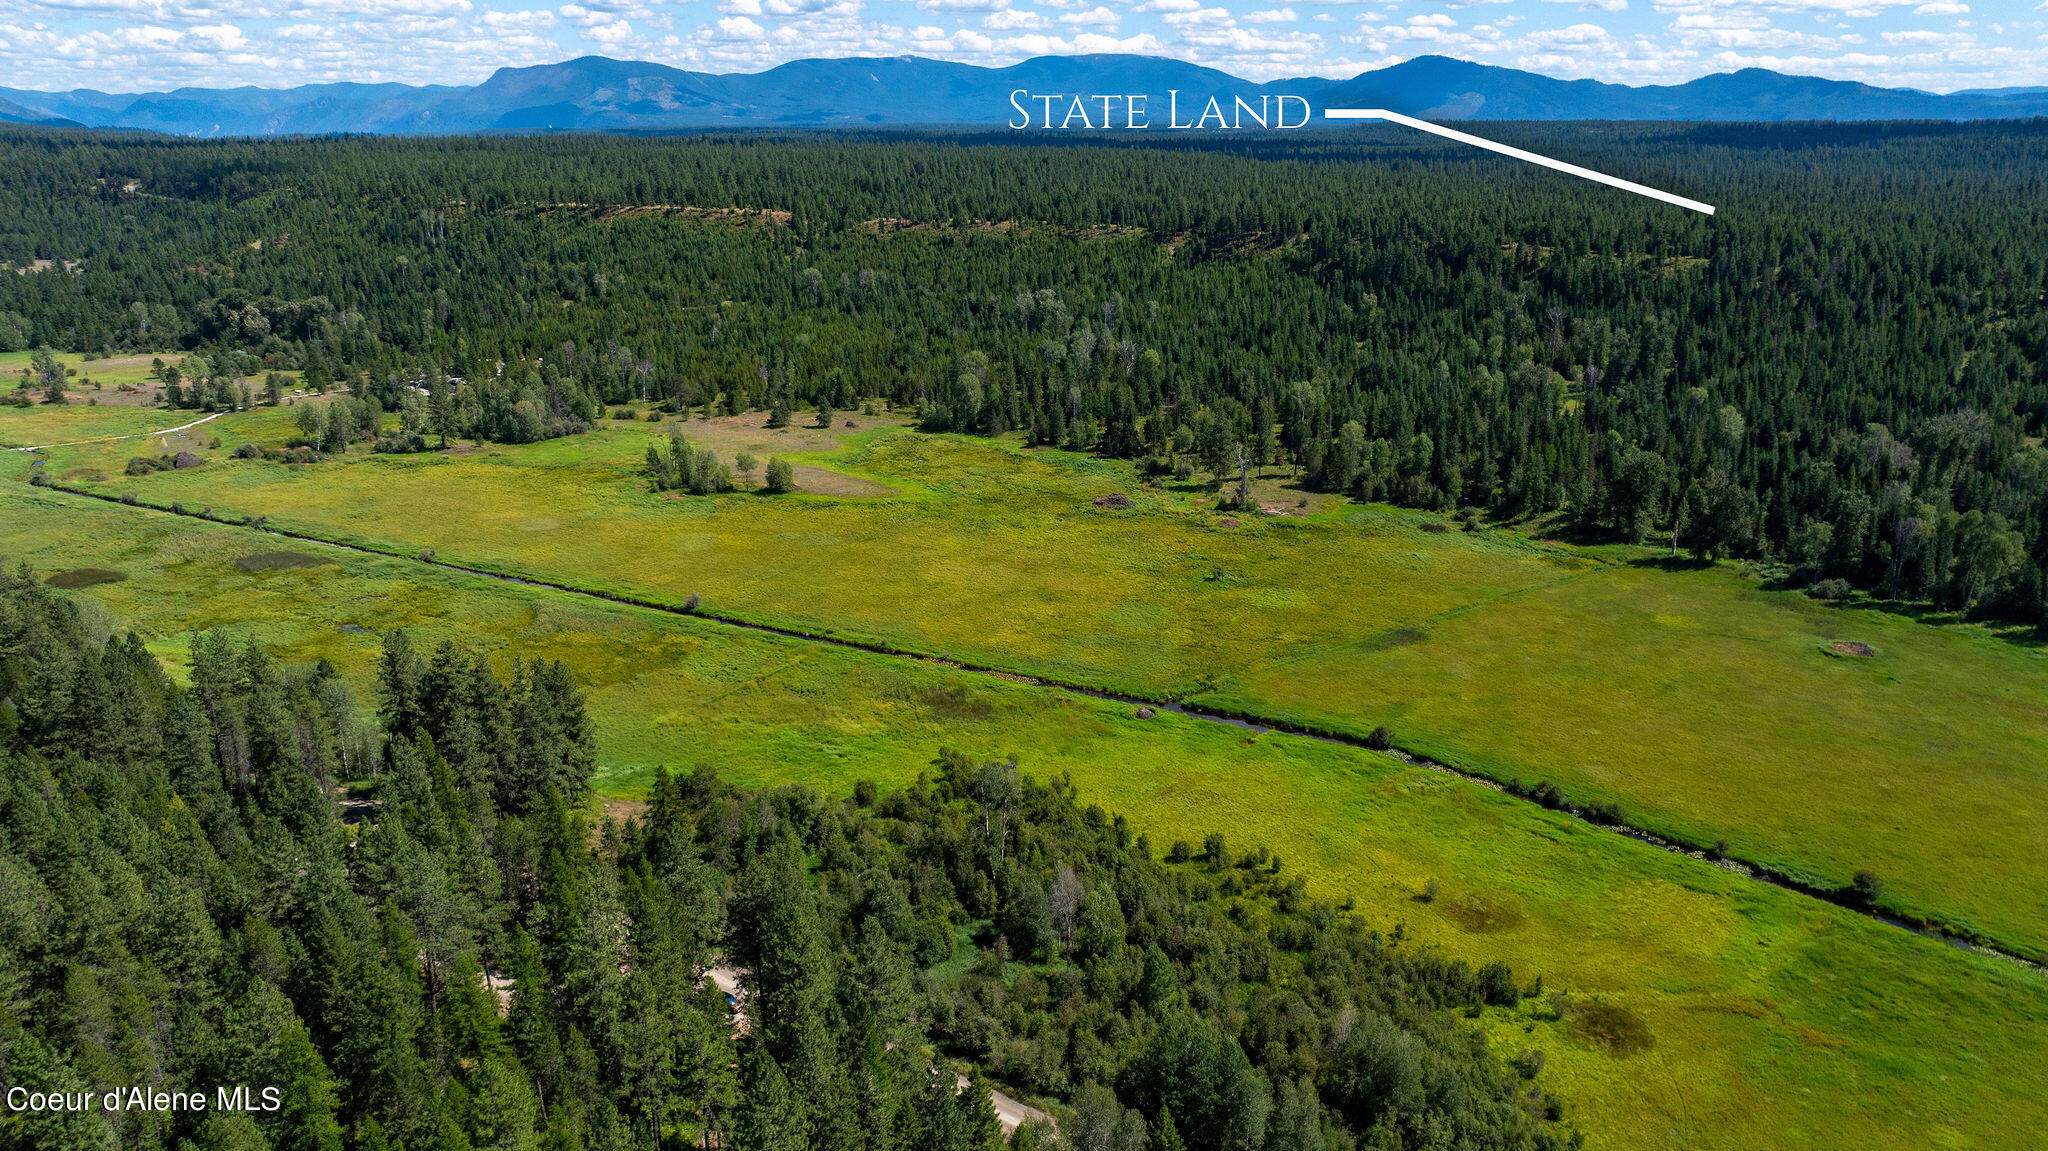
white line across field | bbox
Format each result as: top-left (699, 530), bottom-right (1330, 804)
top-left (10, 409), bottom-right (226, 453)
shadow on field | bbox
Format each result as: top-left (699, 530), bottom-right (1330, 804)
top-left (1626, 554), bottom-right (1715, 573)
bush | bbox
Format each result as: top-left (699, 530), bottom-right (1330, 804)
top-left (1583, 800), bottom-right (1625, 826)
top-left (231, 442), bottom-right (262, 459)
top-left (1850, 869), bottom-right (1883, 906)
top-left (1477, 961), bottom-right (1521, 1007)
top-left (1202, 831), bottom-right (1230, 870)
top-left (764, 458), bottom-right (796, 494)
top-left (374, 430), bottom-right (430, 453)
top-left (1167, 840), bottom-right (1192, 864)
top-left (684, 592), bottom-right (701, 612)
top-left (1806, 578), bottom-right (1853, 601)
top-left (1364, 724), bottom-right (1394, 750)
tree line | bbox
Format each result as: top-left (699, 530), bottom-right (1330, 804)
top-left (0, 567), bottom-right (1579, 1151)
top-left (1, 122), bottom-right (2041, 619)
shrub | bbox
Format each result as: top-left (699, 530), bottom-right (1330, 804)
top-left (1167, 840), bottom-right (1192, 864)
top-left (684, 592), bottom-right (701, 612)
top-left (1806, 578), bottom-right (1853, 600)
top-left (1583, 800), bottom-right (1625, 826)
top-left (1202, 831), bottom-right (1229, 870)
top-left (764, 458), bottom-right (796, 494)
top-left (1850, 869), bottom-right (1883, 906)
top-left (374, 430), bottom-right (430, 453)
top-left (1477, 961), bottom-right (1521, 1007)
top-left (1364, 725), bottom-right (1394, 750)
top-left (231, 442), bottom-right (262, 459)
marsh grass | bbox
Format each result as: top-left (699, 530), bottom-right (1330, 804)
top-left (31, 412), bottom-right (2048, 959)
top-left (4, 482), bottom-right (2047, 1151)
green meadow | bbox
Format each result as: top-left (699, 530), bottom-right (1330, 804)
top-left (3, 481), bottom-right (2046, 1151)
top-left (0, 350), bottom-right (299, 450)
top-left (20, 403), bottom-right (2048, 961)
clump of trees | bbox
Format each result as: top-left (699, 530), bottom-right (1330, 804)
top-left (647, 427), bottom-right (734, 494)
top-left (0, 571), bottom-right (1579, 1151)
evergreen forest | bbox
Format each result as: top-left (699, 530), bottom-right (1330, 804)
top-left (0, 567), bottom-right (1575, 1151)
top-left (1, 124), bottom-right (2044, 618)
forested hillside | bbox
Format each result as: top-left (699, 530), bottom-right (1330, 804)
top-left (0, 569), bottom-right (1575, 1151)
top-left (2, 123), bottom-right (2044, 619)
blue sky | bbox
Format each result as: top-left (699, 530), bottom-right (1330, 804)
top-left (2, 0), bottom-right (2041, 92)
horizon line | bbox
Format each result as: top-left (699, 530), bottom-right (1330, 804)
top-left (0, 51), bottom-right (1987, 101)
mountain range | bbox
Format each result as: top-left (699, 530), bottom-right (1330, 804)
top-left (4, 54), bottom-right (2046, 136)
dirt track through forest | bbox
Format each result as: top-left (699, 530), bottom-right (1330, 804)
top-left (24, 479), bottom-right (2045, 975)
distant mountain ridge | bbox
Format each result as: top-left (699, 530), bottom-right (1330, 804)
top-left (4, 53), bottom-right (2045, 137)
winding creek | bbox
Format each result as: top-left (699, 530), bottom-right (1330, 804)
top-left (27, 479), bottom-right (2044, 975)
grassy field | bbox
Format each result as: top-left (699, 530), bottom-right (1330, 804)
top-left (3, 480), bottom-right (2046, 1151)
top-left (0, 350), bottom-right (304, 450)
top-left (16, 403), bottom-right (2045, 960)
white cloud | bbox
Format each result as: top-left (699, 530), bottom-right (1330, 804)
top-left (4, 0), bottom-right (2046, 96)
top-left (1057, 5), bottom-right (1120, 25)
top-left (1162, 5), bottom-right (1234, 24)
top-left (981, 6), bottom-right (1044, 27)
top-left (1881, 26), bottom-right (1971, 42)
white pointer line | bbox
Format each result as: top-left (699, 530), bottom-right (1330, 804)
top-left (1323, 108), bottom-right (1716, 216)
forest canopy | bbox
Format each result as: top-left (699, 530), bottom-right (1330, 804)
top-left (1, 123), bottom-right (2043, 619)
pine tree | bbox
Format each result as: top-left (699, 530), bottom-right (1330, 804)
top-left (961, 1068), bottom-right (1003, 1151)
top-left (734, 1047), bottom-right (809, 1151)
top-left (1154, 1105), bottom-right (1188, 1151)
